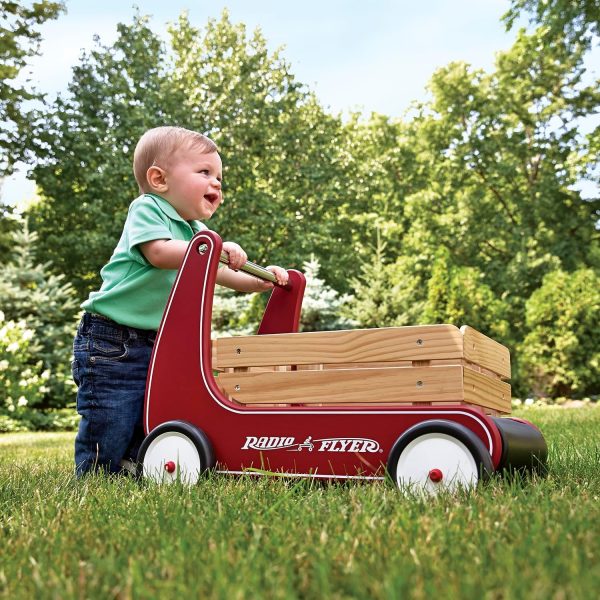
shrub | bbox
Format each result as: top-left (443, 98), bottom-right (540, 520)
top-left (0, 311), bottom-right (47, 419)
top-left (520, 268), bottom-right (600, 397)
top-left (422, 247), bottom-right (510, 340)
top-left (212, 284), bottom-right (257, 337)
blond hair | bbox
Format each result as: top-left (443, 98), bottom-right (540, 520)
top-left (133, 126), bottom-right (218, 193)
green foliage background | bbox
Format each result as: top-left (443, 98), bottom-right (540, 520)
top-left (0, 0), bottom-right (598, 425)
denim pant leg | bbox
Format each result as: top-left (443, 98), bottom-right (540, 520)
top-left (72, 315), bottom-right (154, 476)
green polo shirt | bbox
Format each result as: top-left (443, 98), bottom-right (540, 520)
top-left (81, 193), bottom-right (207, 330)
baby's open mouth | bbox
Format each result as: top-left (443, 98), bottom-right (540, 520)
top-left (204, 193), bottom-right (219, 205)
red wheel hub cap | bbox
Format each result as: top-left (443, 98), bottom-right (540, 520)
top-left (428, 468), bottom-right (443, 482)
top-left (164, 461), bottom-right (176, 473)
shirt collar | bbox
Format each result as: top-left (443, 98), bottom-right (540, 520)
top-left (145, 193), bottom-right (205, 233)
top-left (145, 193), bottom-right (186, 223)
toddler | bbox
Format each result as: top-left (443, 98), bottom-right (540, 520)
top-left (73, 126), bottom-right (288, 475)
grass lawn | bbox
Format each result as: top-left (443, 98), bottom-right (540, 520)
top-left (1, 406), bottom-right (599, 599)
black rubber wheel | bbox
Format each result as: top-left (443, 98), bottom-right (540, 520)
top-left (387, 420), bottom-right (494, 493)
top-left (137, 421), bottom-right (215, 484)
top-left (492, 417), bottom-right (548, 475)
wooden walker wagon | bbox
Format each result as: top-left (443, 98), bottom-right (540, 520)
top-left (138, 230), bottom-right (547, 492)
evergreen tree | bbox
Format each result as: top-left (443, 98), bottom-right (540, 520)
top-left (0, 218), bottom-right (79, 408)
top-left (343, 233), bottom-right (425, 329)
top-left (299, 256), bottom-right (353, 332)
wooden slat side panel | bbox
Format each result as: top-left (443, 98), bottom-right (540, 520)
top-left (461, 326), bottom-right (511, 379)
top-left (211, 339), bottom-right (224, 372)
top-left (463, 367), bottom-right (512, 414)
top-left (214, 325), bottom-right (463, 369)
top-left (216, 366), bottom-right (464, 405)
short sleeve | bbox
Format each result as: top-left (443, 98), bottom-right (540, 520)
top-left (190, 220), bottom-right (208, 234)
top-left (126, 196), bottom-right (173, 252)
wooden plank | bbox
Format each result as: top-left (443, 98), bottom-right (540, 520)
top-left (322, 361), bottom-right (414, 370)
top-left (461, 326), bottom-right (511, 380)
top-left (216, 366), bottom-right (465, 405)
top-left (211, 339), bottom-right (224, 372)
top-left (214, 325), bottom-right (464, 369)
top-left (463, 367), bottom-right (512, 414)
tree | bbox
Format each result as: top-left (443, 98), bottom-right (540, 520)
top-left (342, 20), bottom-right (599, 398)
top-left (167, 12), bottom-right (346, 281)
top-left (343, 232), bottom-right (425, 329)
top-left (28, 14), bottom-right (181, 296)
top-left (0, 217), bottom-right (79, 409)
top-left (299, 256), bottom-right (353, 332)
top-left (29, 11), bottom-right (347, 298)
top-left (329, 113), bottom-right (425, 292)
top-left (0, 0), bottom-right (64, 175)
top-left (0, 202), bottom-right (20, 261)
top-left (505, 1), bottom-right (600, 47)
top-left (211, 284), bottom-right (256, 337)
top-left (397, 24), bottom-right (599, 330)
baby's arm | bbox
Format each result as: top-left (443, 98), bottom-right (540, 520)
top-left (217, 263), bottom-right (289, 292)
top-left (140, 239), bottom-right (193, 270)
top-left (139, 239), bottom-right (288, 292)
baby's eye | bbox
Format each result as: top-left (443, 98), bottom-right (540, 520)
top-left (198, 169), bottom-right (209, 175)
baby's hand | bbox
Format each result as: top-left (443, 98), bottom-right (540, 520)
top-left (222, 241), bottom-right (247, 271)
top-left (267, 265), bottom-right (289, 287)
top-left (253, 265), bottom-right (289, 292)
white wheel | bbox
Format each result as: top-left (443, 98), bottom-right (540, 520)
top-left (138, 422), bottom-right (214, 485)
top-left (387, 421), bottom-right (494, 495)
top-left (395, 433), bottom-right (479, 493)
top-left (142, 431), bottom-right (203, 484)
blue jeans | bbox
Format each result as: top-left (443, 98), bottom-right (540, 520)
top-left (72, 313), bottom-right (156, 476)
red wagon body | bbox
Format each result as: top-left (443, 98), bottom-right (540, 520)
top-left (139, 230), bottom-right (547, 491)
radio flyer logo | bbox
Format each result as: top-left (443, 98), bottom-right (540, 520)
top-left (241, 435), bottom-right (382, 453)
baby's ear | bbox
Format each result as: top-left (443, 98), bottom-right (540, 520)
top-left (146, 166), bottom-right (168, 192)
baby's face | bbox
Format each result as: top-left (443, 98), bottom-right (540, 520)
top-left (162, 149), bottom-right (223, 221)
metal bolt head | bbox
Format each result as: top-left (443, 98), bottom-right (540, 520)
top-left (428, 468), bottom-right (443, 482)
top-left (234, 385), bottom-right (241, 391)
top-left (416, 380), bottom-right (424, 388)
top-left (198, 243), bottom-right (208, 255)
top-left (416, 338), bottom-right (424, 346)
top-left (236, 348), bottom-right (242, 354)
